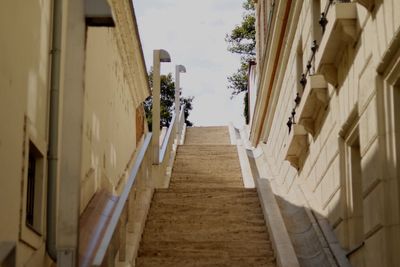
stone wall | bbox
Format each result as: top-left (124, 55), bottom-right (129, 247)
top-left (0, 0), bottom-right (52, 265)
top-left (253, 1), bottom-right (400, 266)
top-left (80, 27), bottom-right (141, 213)
top-left (0, 2), bottom-right (148, 266)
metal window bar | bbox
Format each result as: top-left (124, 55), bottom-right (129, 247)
top-left (26, 153), bottom-right (36, 227)
top-left (287, 0), bottom-right (351, 133)
top-left (319, 0), bottom-right (351, 33)
top-left (287, 40), bottom-right (319, 132)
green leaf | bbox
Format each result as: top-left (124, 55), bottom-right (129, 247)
top-left (145, 71), bottom-right (194, 130)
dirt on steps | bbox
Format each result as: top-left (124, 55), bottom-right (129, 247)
top-left (136, 126), bottom-right (276, 267)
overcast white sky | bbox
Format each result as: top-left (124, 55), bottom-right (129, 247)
top-left (133, 0), bottom-right (246, 127)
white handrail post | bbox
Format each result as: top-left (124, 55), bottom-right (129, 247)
top-left (175, 65), bottom-right (186, 137)
top-left (152, 49), bottom-right (171, 165)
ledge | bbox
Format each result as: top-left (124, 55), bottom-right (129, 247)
top-left (297, 75), bottom-right (328, 137)
top-left (255, 179), bottom-right (300, 267)
top-left (285, 125), bottom-right (308, 170)
top-left (354, 0), bottom-right (374, 11)
top-left (316, 2), bottom-right (357, 85)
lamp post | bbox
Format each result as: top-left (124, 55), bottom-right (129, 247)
top-left (175, 65), bottom-right (186, 136)
top-left (152, 49), bottom-right (171, 165)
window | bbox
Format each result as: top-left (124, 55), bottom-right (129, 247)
top-left (26, 152), bottom-right (36, 226)
top-left (345, 127), bottom-right (364, 249)
top-left (25, 141), bottom-right (44, 234)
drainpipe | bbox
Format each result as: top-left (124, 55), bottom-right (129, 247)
top-left (47, 0), bottom-right (63, 261)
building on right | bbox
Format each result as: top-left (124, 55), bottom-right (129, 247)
top-left (250, 0), bottom-right (400, 266)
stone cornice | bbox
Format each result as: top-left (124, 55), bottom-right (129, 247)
top-left (250, 0), bottom-right (301, 145)
top-left (108, 0), bottom-right (150, 107)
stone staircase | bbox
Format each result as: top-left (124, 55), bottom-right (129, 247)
top-left (184, 126), bottom-right (231, 145)
top-left (170, 145), bottom-right (243, 189)
top-left (136, 126), bottom-right (276, 266)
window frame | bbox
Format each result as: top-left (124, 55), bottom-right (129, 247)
top-left (19, 117), bottom-right (47, 249)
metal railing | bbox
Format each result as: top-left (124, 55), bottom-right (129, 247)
top-left (160, 106), bottom-right (186, 157)
top-left (286, 39), bottom-right (319, 134)
top-left (92, 133), bottom-right (152, 266)
top-left (319, 0), bottom-right (350, 33)
top-left (177, 105), bottom-right (186, 144)
top-left (286, 0), bottom-right (351, 134)
top-left (91, 107), bottom-right (186, 266)
top-left (159, 112), bottom-right (176, 163)
top-left (157, 106), bottom-right (186, 184)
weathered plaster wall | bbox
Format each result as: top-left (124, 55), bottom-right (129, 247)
top-left (0, 3), bottom-right (148, 265)
top-left (0, 0), bottom-right (52, 266)
top-left (80, 27), bottom-right (138, 213)
top-left (256, 1), bottom-right (400, 266)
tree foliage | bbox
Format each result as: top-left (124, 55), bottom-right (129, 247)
top-left (181, 97), bottom-right (194, 127)
top-left (226, 0), bottom-right (256, 123)
top-left (144, 71), bottom-right (194, 131)
top-left (225, 12), bottom-right (256, 60)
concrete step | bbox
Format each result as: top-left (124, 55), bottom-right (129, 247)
top-left (147, 206), bottom-right (264, 218)
top-left (141, 230), bottom-right (271, 243)
top-left (152, 190), bottom-right (259, 202)
top-left (143, 226), bottom-right (269, 241)
top-left (171, 173), bottom-right (242, 179)
top-left (154, 187), bottom-right (257, 193)
top-left (136, 256), bottom-right (276, 267)
top-left (176, 144), bottom-right (237, 151)
top-left (169, 180), bottom-right (243, 189)
top-left (138, 241), bottom-right (273, 258)
top-left (147, 195), bottom-right (262, 209)
top-left (148, 198), bottom-right (262, 209)
top-left (145, 215), bottom-right (266, 225)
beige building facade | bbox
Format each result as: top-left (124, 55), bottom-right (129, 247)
top-left (250, 0), bottom-right (400, 266)
top-left (0, 0), bottom-right (149, 266)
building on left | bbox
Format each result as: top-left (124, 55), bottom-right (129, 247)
top-left (0, 0), bottom-right (151, 266)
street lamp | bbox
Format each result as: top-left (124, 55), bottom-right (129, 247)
top-left (152, 49), bottom-right (171, 165)
top-left (175, 65), bottom-right (186, 134)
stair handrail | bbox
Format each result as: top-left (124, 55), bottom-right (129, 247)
top-left (92, 133), bottom-right (152, 266)
top-left (178, 104), bottom-right (186, 135)
top-left (159, 106), bottom-right (185, 163)
top-left (159, 111), bottom-right (176, 163)
top-left (178, 104), bottom-right (186, 145)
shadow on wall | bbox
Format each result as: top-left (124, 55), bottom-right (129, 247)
top-left (249, 114), bottom-right (400, 267)
top-left (247, 154), bottom-right (351, 267)
top-left (274, 192), bottom-right (342, 267)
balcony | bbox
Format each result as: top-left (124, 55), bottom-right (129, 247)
top-left (315, 2), bottom-right (357, 85)
top-left (354, 0), bottom-right (374, 10)
top-left (297, 75), bottom-right (328, 137)
top-left (285, 125), bottom-right (308, 170)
